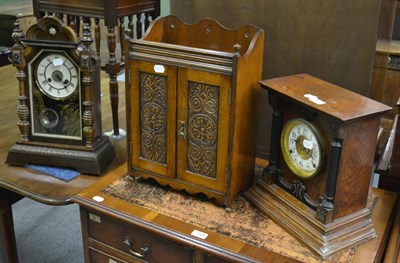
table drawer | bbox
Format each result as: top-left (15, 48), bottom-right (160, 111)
top-left (89, 247), bottom-right (128, 263)
top-left (86, 211), bottom-right (194, 262)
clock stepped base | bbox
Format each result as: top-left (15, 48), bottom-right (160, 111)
top-left (244, 180), bottom-right (376, 259)
top-left (6, 137), bottom-right (115, 175)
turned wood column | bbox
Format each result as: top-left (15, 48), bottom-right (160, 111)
top-left (119, 17), bottom-right (126, 62)
top-left (106, 25), bottom-right (121, 136)
top-left (11, 15), bottom-right (29, 143)
top-left (81, 18), bottom-right (96, 147)
top-left (94, 18), bottom-right (100, 56)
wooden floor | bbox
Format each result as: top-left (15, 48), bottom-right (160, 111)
top-left (1, 0), bottom-right (33, 16)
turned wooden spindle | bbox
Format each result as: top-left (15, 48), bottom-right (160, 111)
top-left (145, 13), bottom-right (150, 31)
top-left (81, 19), bottom-right (96, 147)
top-left (128, 15), bottom-right (134, 39)
top-left (119, 17), bottom-right (126, 62)
top-left (106, 25), bottom-right (121, 136)
top-left (11, 14), bottom-right (29, 142)
top-left (68, 15), bottom-right (77, 33)
top-left (56, 13), bottom-right (63, 21)
top-left (136, 13), bottom-right (143, 39)
top-left (94, 18), bottom-right (100, 56)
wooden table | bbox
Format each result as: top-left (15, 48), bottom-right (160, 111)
top-left (0, 64), bottom-right (127, 262)
top-left (73, 163), bottom-right (298, 263)
top-left (72, 162), bottom-right (399, 262)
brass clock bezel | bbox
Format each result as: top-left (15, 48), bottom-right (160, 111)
top-left (280, 118), bottom-right (325, 179)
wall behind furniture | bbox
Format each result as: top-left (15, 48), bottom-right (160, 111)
top-left (170, 0), bottom-right (382, 157)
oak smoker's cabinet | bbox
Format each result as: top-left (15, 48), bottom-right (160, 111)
top-left (126, 16), bottom-right (264, 208)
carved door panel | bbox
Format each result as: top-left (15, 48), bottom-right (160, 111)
top-left (176, 68), bottom-right (231, 192)
top-left (130, 60), bottom-right (177, 178)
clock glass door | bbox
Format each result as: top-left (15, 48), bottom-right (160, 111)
top-left (177, 68), bottom-right (231, 192)
top-left (29, 49), bottom-right (82, 142)
top-left (130, 60), bottom-right (177, 178)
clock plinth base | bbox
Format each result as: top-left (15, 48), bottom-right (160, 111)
top-left (6, 136), bottom-right (115, 175)
top-left (244, 180), bottom-right (376, 259)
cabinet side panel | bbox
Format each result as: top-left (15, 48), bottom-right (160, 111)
top-left (229, 31), bottom-right (265, 203)
top-left (334, 117), bottom-right (380, 219)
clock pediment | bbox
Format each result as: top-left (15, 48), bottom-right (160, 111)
top-left (25, 16), bottom-right (78, 44)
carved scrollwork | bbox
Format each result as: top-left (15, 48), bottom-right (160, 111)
top-left (139, 72), bottom-right (167, 164)
top-left (187, 143), bottom-right (216, 177)
top-left (81, 55), bottom-right (90, 69)
top-left (141, 130), bottom-right (166, 162)
top-left (276, 176), bottom-right (319, 210)
top-left (292, 181), bottom-right (307, 200)
top-left (12, 50), bottom-right (22, 65)
top-left (141, 103), bottom-right (166, 132)
top-left (189, 114), bottom-right (218, 145)
top-left (187, 81), bottom-right (219, 178)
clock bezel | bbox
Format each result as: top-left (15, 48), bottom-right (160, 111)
top-left (280, 118), bottom-right (325, 179)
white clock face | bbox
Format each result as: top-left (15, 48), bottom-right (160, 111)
top-left (281, 119), bottom-right (324, 179)
top-left (35, 53), bottom-right (79, 99)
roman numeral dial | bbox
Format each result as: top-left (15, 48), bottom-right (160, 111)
top-left (35, 53), bottom-right (79, 99)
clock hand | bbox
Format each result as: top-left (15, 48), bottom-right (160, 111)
top-left (53, 73), bottom-right (63, 83)
top-left (62, 79), bottom-right (70, 87)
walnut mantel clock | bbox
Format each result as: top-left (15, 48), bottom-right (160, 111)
top-left (244, 74), bottom-right (391, 258)
top-left (6, 16), bottom-right (115, 175)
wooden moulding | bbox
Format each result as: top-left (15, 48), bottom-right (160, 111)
top-left (6, 136), bottom-right (115, 175)
top-left (244, 180), bottom-right (377, 259)
top-left (32, 0), bottom-right (157, 26)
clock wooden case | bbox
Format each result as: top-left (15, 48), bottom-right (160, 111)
top-left (126, 16), bottom-right (264, 209)
top-left (244, 74), bottom-right (392, 258)
top-left (6, 16), bottom-right (115, 175)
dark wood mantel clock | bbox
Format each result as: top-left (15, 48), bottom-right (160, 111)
top-left (6, 15), bottom-right (115, 175)
top-left (244, 74), bottom-right (392, 258)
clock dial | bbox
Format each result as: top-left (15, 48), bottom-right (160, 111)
top-left (281, 118), bottom-right (324, 179)
top-left (35, 53), bottom-right (79, 99)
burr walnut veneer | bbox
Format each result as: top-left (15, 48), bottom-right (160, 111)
top-left (126, 16), bottom-right (264, 208)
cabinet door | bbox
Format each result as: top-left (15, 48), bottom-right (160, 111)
top-left (130, 60), bottom-right (177, 178)
top-left (177, 68), bottom-right (231, 192)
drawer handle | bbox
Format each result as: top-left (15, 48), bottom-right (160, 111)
top-left (123, 236), bottom-right (150, 259)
